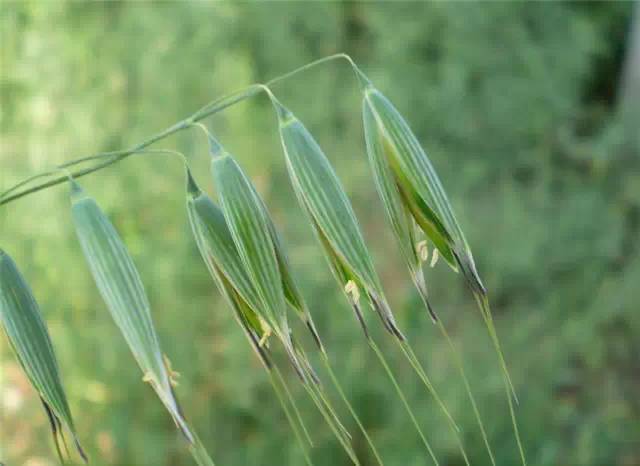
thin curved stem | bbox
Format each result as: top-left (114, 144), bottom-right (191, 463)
top-left (1, 150), bottom-right (121, 199)
top-left (0, 119), bottom-right (194, 206)
top-left (1, 54), bottom-right (359, 207)
top-left (1, 148), bottom-right (190, 210)
top-left (56, 149), bottom-right (189, 183)
top-left (267, 54), bottom-right (350, 87)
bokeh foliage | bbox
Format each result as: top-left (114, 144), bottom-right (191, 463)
top-left (1, 2), bottom-right (638, 465)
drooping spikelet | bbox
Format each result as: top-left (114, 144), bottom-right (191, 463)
top-left (358, 69), bottom-right (524, 465)
top-left (0, 249), bottom-right (87, 464)
top-left (270, 96), bottom-right (404, 342)
top-left (70, 179), bottom-right (194, 444)
top-left (207, 136), bottom-right (316, 383)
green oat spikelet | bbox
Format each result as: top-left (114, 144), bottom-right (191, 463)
top-left (69, 180), bottom-right (194, 445)
top-left (203, 137), bottom-right (363, 463)
top-left (360, 80), bottom-right (516, 381)
top-left (186, 170), bottom-right (266, 337)
top-left (267, 94), bottom-right (458, 463)
top-left (186, 169), bottom-right (363, 465)
top-left (269, 96), bottom-right (403, 341)
top-left (359, 72), bottom-right (525, 466)
top-left (361, 82), bottom-right (474, 283)
top-left (208, 137), bottom-right (309, 382)
top-left (186, 178), bottom-right (313, 463)
top-left (0, 250), bottom-right (88, 464)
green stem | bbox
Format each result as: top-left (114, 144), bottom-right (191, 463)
top-left (435, 319), bottom-right (496, 466)
top-left (475, 294), bottom-right (517, 402)
top-left (268, 368), bottom-right (315, 466)
top-left (321, 354), bottom-right (385, 466)
top-left (272, 364), bottom-right (314, 448)
top-left (302, 381), bottom-right (360, 466)
top-left (398, 341), bottom-right (471, 466)
top-left (475, 295), bottom-right (527, 466)
top-left (188, 431), bottom-right (217, 466)
top-left (369, 340), bottom-right (439, 466)
top-left (6, 140), bottom-right (190, 199)
top-left (0, 54), bottom-right (355, 207)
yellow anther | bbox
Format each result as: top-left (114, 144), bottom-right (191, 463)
top-left (344, 280), bottom-right (360, 304)
top-left (416, 240), bottom-right (429, 262)
top-left (430, 248), bottom-right (440, 268)
top-left (142, 372), bottom-right (153, 383)
top-left (259, 328), bottom-right (272, 347)
top-left (163, 355), bottom-right (181, 387)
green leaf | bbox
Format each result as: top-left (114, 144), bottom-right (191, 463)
top-left (69, 180), bottom-right (194, 444)
top-left (0, 249), bottom-right (87, 463)
top-left (272, 99), bottom-right (404, 341)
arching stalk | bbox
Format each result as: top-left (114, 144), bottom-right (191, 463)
top-left (0, 54), bottom-right (355, 207)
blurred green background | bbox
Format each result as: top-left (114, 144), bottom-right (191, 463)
top-left (1, 2), bottom-right (639, 465)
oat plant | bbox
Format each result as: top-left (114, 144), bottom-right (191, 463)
top-left (0, 54), bottom-right (526, 466)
